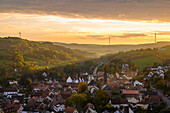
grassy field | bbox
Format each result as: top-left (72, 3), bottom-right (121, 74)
top-left (0, 59), bottom-right (12, 67)
top-left (24, 56), bottom-right (45, 65)
top-left (0, 51), bottom-right (10, 56)
top-left (134, 57), bottom-right (162, 71)
top-left (39, 64), bottom-right (55, 69)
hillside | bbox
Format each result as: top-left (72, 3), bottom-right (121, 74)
top-left (53, 41), bottom-right (170, 56)
top-left (0, 37), bottom-right (96, 68)
top-left (97, 46), bottom-right (170, 71)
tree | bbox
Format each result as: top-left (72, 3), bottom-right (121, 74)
top-left (19, 77), bottom-right (32, 87)
top-left (66, 93), bottom-right (87, 111)
top-left (105, 103), bottom-right (116, 112)
top-left (159, 109), bottom-right (170, 113)
top-left (94, 89), bottom-right (110, 112)
top-left (78, 82), bottom-right (87, 93)
top-left (13, 52), bottom-right (24, 62)
top-left (156, 80), bottom-right (166, 89)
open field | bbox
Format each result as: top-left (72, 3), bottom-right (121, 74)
top-left (134, 57), bottom-right (162, 71)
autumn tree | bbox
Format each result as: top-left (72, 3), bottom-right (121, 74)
top-left (78, 82), bottom-right (88, 93)
top-left (94, 89), bottom-right (110, 112)
top-left (65, 93), bottom-right (87, 111)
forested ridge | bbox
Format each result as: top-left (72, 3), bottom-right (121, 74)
top-left (0, 37), bottom-right (96, 67)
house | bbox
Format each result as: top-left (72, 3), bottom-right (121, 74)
top-left (122, 90), bottom-right (139, 97)
top-left (110, 97), bottom-right (128, 108)
top-left (166, 81), bottom-right (170, 87)
top-left (42, 72), bottom-right (47, 77)
top-left (53, 101), bottom-right (65, 112)
top-left (150, 95), bottom-right (162, 105)
top-left (137, 101), bottom-right (149, 109)
top-left (134, 81), bottom-right (143, 87)
top-left (66, 76), bottom-right (73, 83)
top-left (33, 84), bottom-right (48, 91)
top-left (60, 91), bottom-right (72, 100)
top-left (3, 88), bottom-right (18, 96)
top-left (64, 106), bottom-right (78, 113)
top-left (89, 86), bottom-right (99, 96)
top-left (3, 103), bottom-right (23, 113)
top-left (144, 91), bottom-right (158, 96)
top-left (85, 108), bottom-right (97, 113)
top-left (122, 64), bottom-right (129, 71)
top-left (127, 97), bottom-right (139, 104)
top-left (83, 103), bottom-right (97, 113)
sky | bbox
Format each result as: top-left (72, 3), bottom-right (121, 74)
top-left (0, 0), bottom-right (170, 44)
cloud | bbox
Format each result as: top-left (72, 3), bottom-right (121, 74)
top-left (87, 35), bottom-right (105, 38)
top-left (81, 33), bottom-right (148, 40)
top-left (111, 33), bottom-right (148, 38)
top-left (156, 31), bottom-right (170, 35)
top-left (0, 0), bottom-right (170, 22)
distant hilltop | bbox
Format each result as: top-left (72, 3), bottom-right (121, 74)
top-left (52, 41), bottom-right (170, 56)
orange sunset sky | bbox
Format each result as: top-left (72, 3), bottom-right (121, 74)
top-left (0, 0), bottom-right (170, 44)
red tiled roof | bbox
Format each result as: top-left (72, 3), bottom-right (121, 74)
top-left (64, 106), bottom-right (76, 113)
top-left (122, 90), bottom-right (139, 95)
top-left (5, 103), bottom-right (20, 110)
top-left (53, 101), bottom-right (59, 106)
top-left (34, 85), bottom-right (48, 90)
top-left (87, 103), bottom-right (94, 106)
top-left (32, 96), bottom-right (39, 101)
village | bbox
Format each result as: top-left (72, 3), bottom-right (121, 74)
top-left (0, 63), bottom-right (170, 113)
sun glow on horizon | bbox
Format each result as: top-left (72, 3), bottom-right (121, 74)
top-left (0, 13), bottom-right (170, 44)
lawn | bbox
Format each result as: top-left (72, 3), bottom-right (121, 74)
top-left (134, 57), bottom-right (162, 71)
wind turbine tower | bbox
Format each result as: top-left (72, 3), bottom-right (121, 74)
top-left (19, 32), bottom-right (21, 38)
top-left (155, 33), bottom-right (157, 43)
top-left (109, 37), bottom-right (111, 45)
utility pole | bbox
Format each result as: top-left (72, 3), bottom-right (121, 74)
top-left (19, 32), bottom-right (21, 38)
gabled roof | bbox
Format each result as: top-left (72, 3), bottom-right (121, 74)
top-left (60, 91), bottom-right (72, 99)
top-left (66, 76), bottom-right (73, 83)
top-left (64, 106), bottom-right (76, 113)
top-left (122, 90), bottom-right (139, 95)
top-left (88, 79), bottom-right (96, 86)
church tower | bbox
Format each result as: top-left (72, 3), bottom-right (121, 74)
top-left (104, 67), bottom-right (107, 84)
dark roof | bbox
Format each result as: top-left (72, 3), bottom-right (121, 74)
top-left (4, 88), bottom-right (17, 92)
top-left (144, 92), bottom-right (158, 96)
top-left (111, 97), bottom-right (128, 104)
top-left (60, 91), bottom-right (72, 100)
top-left (88, 80), bottom-right (96, 86)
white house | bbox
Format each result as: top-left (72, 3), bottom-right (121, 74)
top-left (42, 72), bottom-right (47, 77)
top-left (66, 76), bottom-right (73, 83)
top-left (134, 80), bottom-right (143, 87)
top-left (54, 104), bottom-right (65, 112)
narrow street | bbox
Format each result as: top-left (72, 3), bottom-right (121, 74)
top-left (93, 62), bottom-right (104, 76)
top-left (150, 83), bottom-right (170, 109)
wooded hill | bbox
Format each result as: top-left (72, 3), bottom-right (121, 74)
top-left (0, 37), bottom-right (96, 68)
